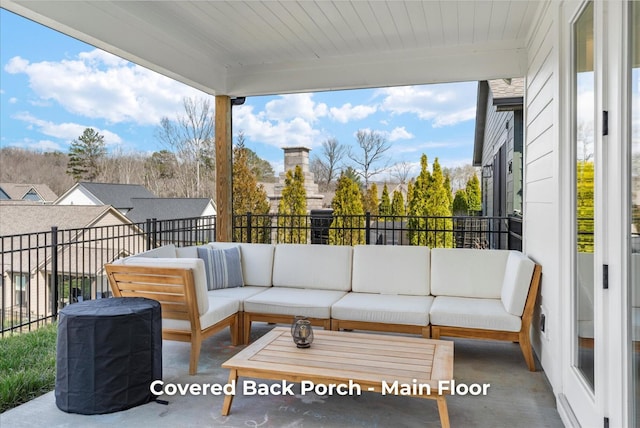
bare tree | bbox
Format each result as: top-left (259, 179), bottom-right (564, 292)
top-left (443, 164), bottom-right (480, 193)
top-left (311, 138), bottom-right (347, 191)
top-left (390, 161), bottom-right (413, 184)
top-left (156, 97), bottom-right (215, 197)
top-left (348, 129), bottom-right (391, 188)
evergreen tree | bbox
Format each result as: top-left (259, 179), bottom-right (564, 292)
top-left (577, 161), bottom-right (594, 252)
top-left (362, 183), bottom-right (379, 215)
top-left (427, 158), bottom-right (454, 248)
top-left (233, 145), bottom-right (271, 243)
top-left (452, 189), bottom-right (469, 215)
top-left (407, 154), bottom-right (432, 246)
top-left (443, 173), bottom-right (454, 211)
top-left (379, 184), bottom-right (392, 219)
top-left (391, 190), bottom-right (405, 216)
top-left (406, 180), bottom-right (414, 211)
top-left (466, 173), bottom-right (482, 213)
top-left (66, 128), bottom-right (106, 181)
top-left (329, 173), bottom-right (365, 245)
top-left (341, 166), bottom-right (362, 189)
top-left (277, 165), bottom-right (308, 243)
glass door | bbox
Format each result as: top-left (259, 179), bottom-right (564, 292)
top-left (573, 0), bottom-right (595, 389)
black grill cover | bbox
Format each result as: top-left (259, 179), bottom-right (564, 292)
top-left (55, 297), bottom-right (162, 414)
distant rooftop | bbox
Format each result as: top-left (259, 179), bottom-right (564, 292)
top-left (0, 183), bottom-right (58, 203)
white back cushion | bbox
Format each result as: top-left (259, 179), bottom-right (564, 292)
top-left (500, 251), bottom-right (536, 316)
top-left (118, 257), bottom-right (209, 316)
top-left (132, 244), bottom-right (177, 258)
top-left (175, 245), bottom-right (198, 258)
top-left (210, 242), bottom-right (274, 287)
top-left (272, 244), bottom-right (352, 291)
top-left (430, 248), bottom-right (508, 298)
top-left (352, 245), bottom-right (430, 295)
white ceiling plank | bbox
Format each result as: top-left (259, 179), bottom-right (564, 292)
top-left (422, 1), bottom-right (445, 46)
top-left (404, 1), bottom-right (431, 48)
top-left (457, 1), bottom-right (477, 45)
top-left (488, 1), bottom-right (512, 41)
top-left (439, 1), bottom-right (460, 46)
top-left (473, 0), bottom-right (493, 43)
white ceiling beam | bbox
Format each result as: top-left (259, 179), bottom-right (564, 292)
top-left (226, 41), bottom-right (527, 96)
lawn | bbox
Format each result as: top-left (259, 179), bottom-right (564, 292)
top-left (0, 323), bottom-right (57, 413)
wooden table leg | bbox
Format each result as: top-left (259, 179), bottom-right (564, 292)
top-left (436, 395), bottom-right (450, 428)
top-left (221, 369), bottom-right (237, 416)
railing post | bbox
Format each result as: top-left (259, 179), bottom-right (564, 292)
top-left (365, 212), bottom-right (371, 245)
top-left (146, 218), bottom-right (152, 251)
top-left (246, 212), bottom-right (252, 243)
top-left (152, 218), bottom-right (158, 248)
top-left (51, 226), bottom-right (59, 319)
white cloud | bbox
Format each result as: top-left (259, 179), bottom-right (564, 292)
top-left (329, 103), bottom-right (377, 123)
top-left (9, 97), bottom-right (17, 104)
top-left (4, 50), bottom-right (207, 126)
top-left (12, 112), bottom-right (122, 145)
top-left (5, 137), bottom-right (64, 152)
top-left (264, 94), bottom-right (327, 123)
top-left (376, 83), bottom-right (477, 127)
top-left (233, 104), bottom-right (324, 148)
top-left (387, 126), bottom-right (413, 141)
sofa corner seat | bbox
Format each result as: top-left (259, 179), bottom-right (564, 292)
top-left (429, 248), bottom-right (542, 371)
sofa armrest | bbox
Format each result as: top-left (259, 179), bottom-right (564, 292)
top-left (109, 257), bottom-right (209, 316)
top-left (501, 251), bottom-right (536, 316)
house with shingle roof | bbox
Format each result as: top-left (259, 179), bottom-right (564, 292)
top-left (473, 78), bottom-right (524, 220)
top-left (55, 182), bottom-right (157, 215)
top-left (0, 183), bottom-right (58, 204)
top-left (0, 204), bottom-right (144, 320)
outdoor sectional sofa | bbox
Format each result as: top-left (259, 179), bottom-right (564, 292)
top-left (105, 242), bottom-right (542, 374)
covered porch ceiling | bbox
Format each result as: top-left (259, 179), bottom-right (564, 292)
top-left (2, 1), bottom-right (542, 97)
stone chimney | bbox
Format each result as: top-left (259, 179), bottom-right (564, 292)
top-left (270, 147), bottom-right (324, 212)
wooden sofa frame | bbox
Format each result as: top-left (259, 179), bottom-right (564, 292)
top-left (105, 264), bottom-right (240, 375)
top-left (430, 264), bottom-right (542, 371)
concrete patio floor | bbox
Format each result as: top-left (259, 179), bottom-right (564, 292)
top-left (0, 323), bottom-right (563, 428)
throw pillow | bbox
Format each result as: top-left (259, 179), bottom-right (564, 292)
top-left (197, 246), bottom-right (244, 290)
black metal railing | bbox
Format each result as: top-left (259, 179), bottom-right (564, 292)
top-left (1, 215), bottom-right (216, 336)
top-left (2, 212), bottom-right (518, 337)
top-left (233, 212), bottom-right (514, 249)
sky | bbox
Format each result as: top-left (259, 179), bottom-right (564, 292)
top-left (0, 8), bottom-right (479, 179)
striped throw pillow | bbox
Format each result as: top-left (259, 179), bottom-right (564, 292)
top-left (197, 246), bottom-right (244, 290)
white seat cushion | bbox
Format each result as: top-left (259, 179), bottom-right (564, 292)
top-left (163, 296), bottom-right (239, 331)
top-left (352, 245), bottom-right (430, 295)
top-left (430, 296), bottom-right (522, 332)
top-left (431, 248), bottom-right (508, 298)
top-left (244, 287), bottom-right (347, 319)
top-left (272, 244), bottom-right (352, 291)
top-left (332, 293), bottom-right (434, 326)
top-left (208, 286), bottom-right (268, 310)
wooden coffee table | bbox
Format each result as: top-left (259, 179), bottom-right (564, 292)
top-left (221, 327), bottom-right (453, 427)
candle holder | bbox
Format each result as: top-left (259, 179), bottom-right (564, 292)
top-left (291, 317), bottom-right (313, 348)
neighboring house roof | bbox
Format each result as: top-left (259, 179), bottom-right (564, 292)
top-left (126, 198), bottom-right (216, 223)
top-left (55, 182), bottom-right (157, 210)
top-left (0, 204), bottom-right (130, 236)
top-left (473, 78), bottom-right (524, 166)
top-left (0, 183), bottom-right (58, 202)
